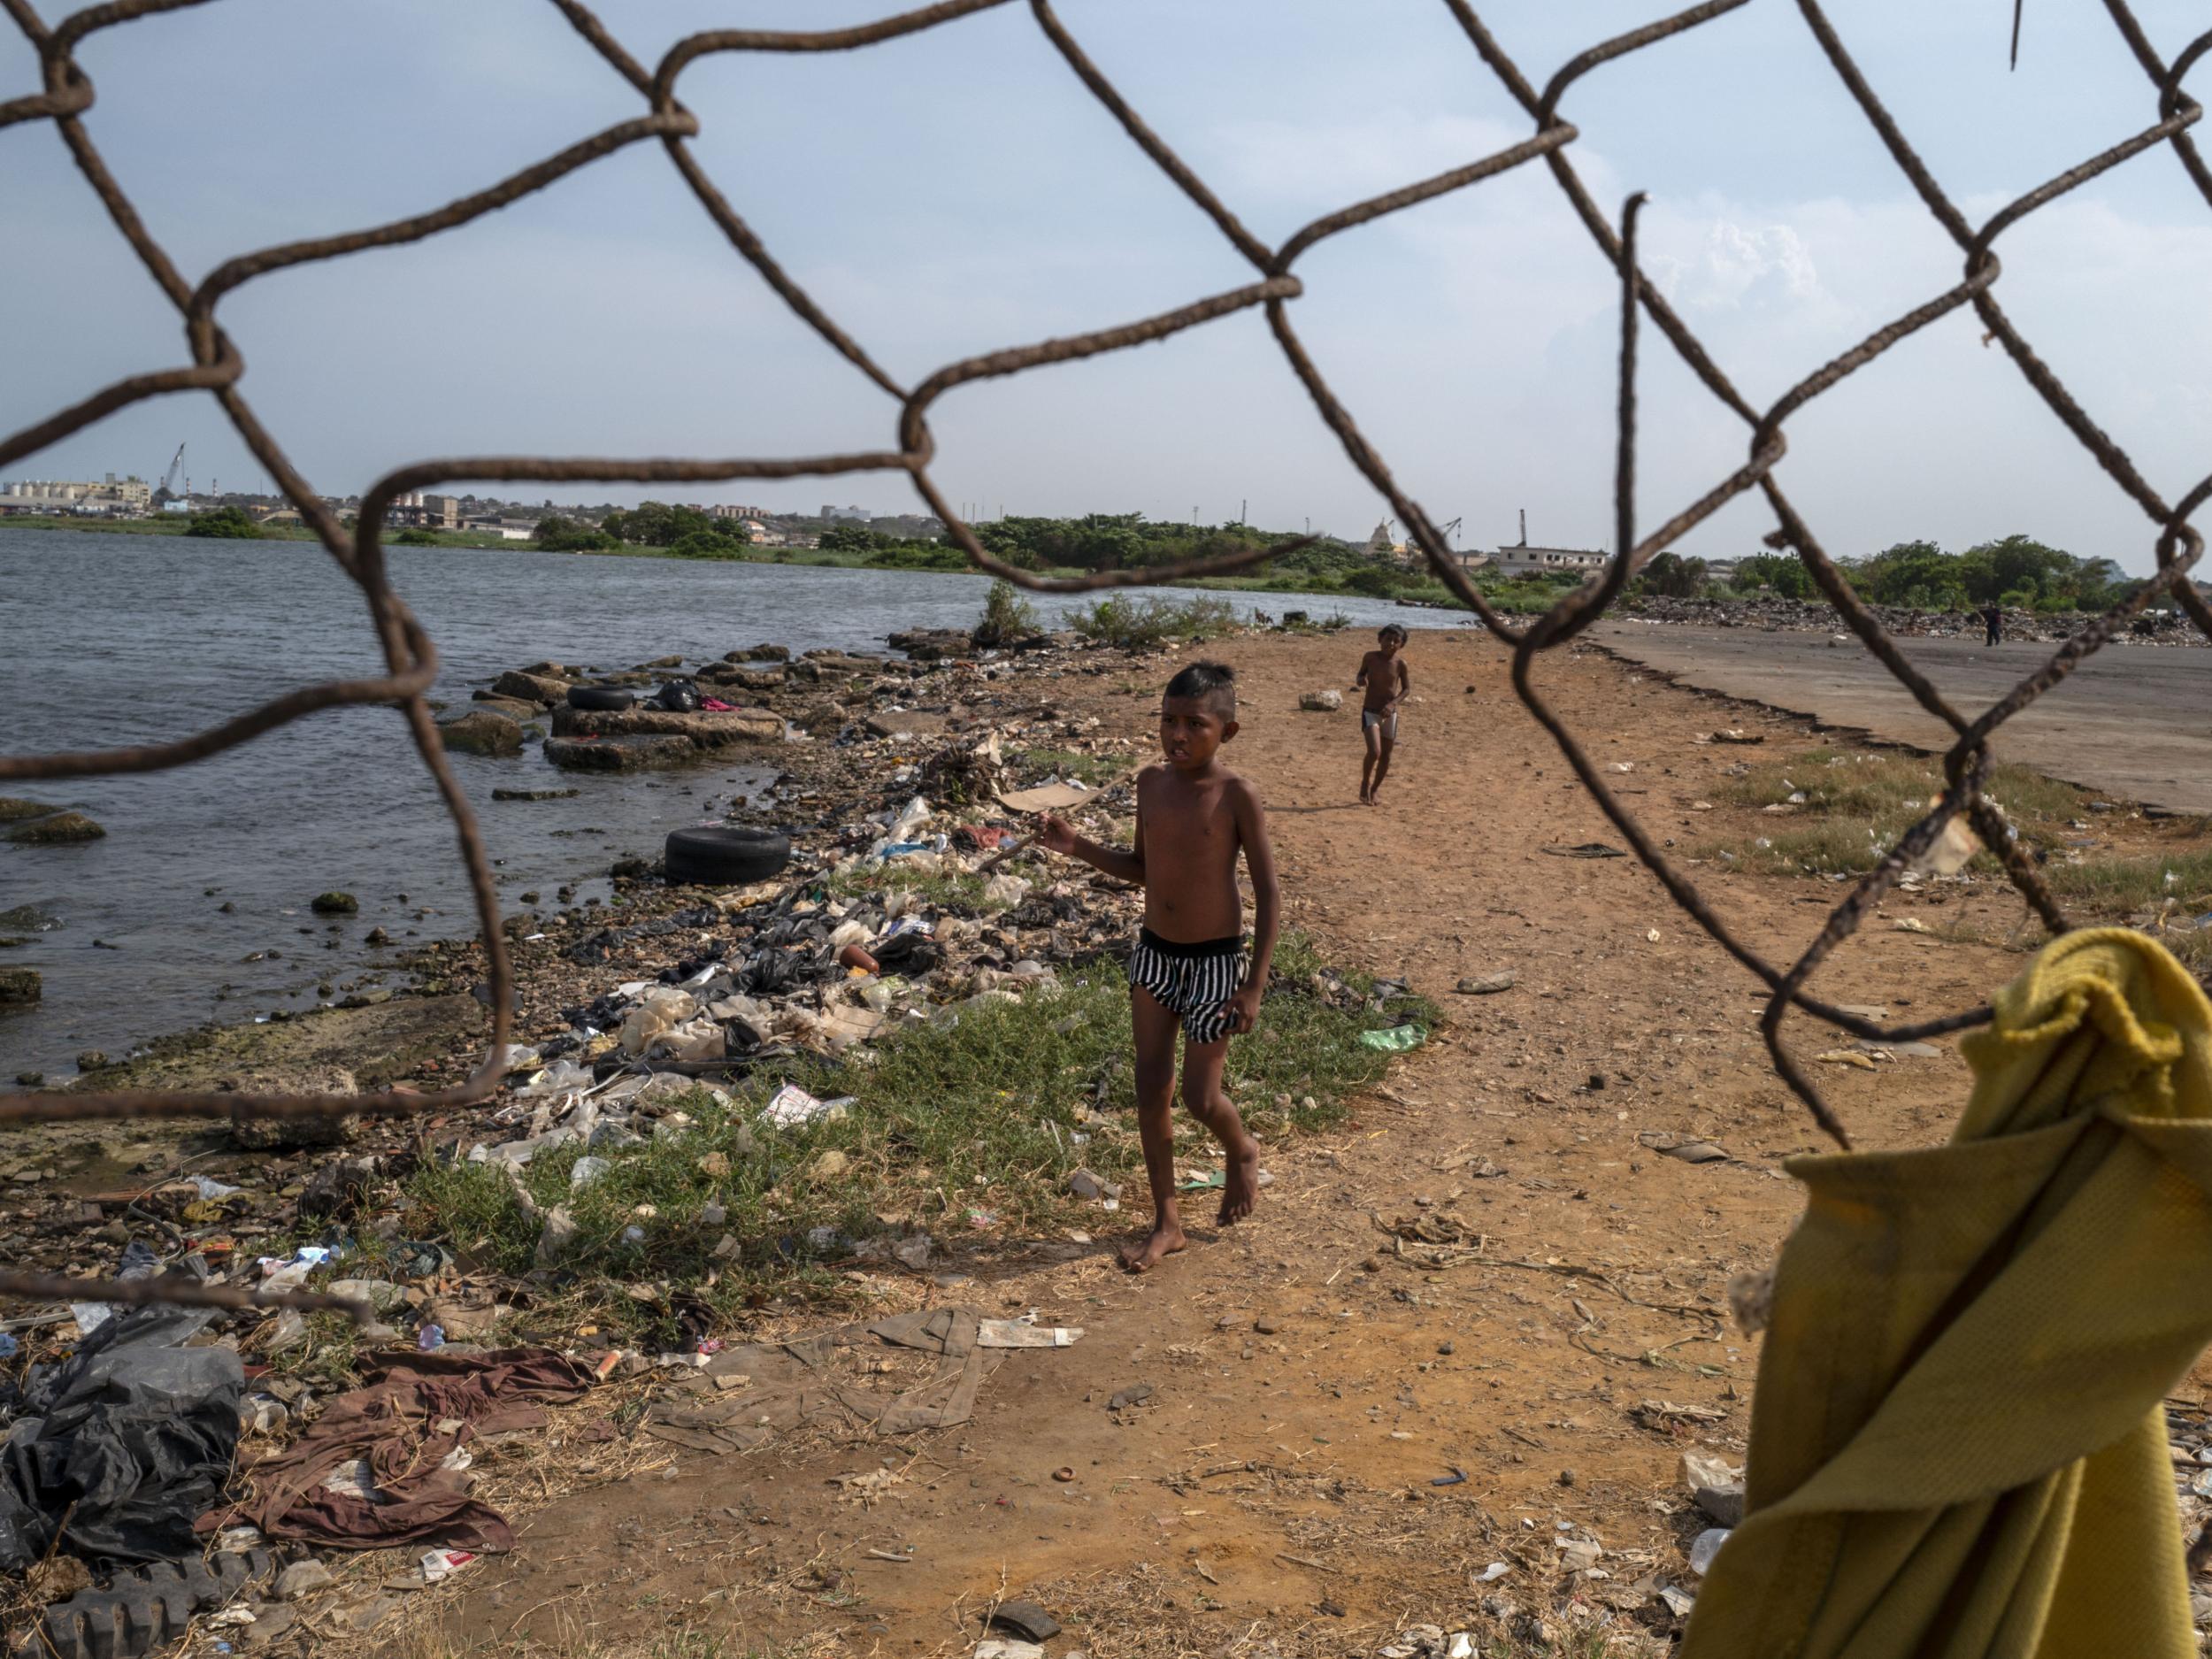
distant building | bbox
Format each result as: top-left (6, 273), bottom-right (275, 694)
top-left (0, 472), bottom-right (152, 513)
top-left (1492, 509), bottom-right (1607, 578)
top-left (387, 490), bottom-right (458, 530)
top-left (820, 503), bottom-right (872, 523)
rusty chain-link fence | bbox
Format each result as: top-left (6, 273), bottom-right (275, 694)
top-left (3, 0), bottom-right (2209, 1321)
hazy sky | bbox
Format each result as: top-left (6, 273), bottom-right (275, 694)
top-left (6, 0), bottom-right (2210, 569)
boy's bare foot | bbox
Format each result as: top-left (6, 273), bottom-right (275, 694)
top-left (1119, 1223), bottom-right (1187, 1272)
top-left (1219, 1138), bottom-right (1262, 1225)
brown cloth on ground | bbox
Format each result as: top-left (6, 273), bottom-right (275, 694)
top-left (644, 1307), bottom-right (990, 1454)
top-left (196, 1347), bottom-right (597, 1552)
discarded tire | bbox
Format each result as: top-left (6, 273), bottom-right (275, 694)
top-left (664, 826), bottom-right (789, 886)
top-left (565, 686), bottom-right (635, 712)
top-left (24, 1549), bottom-right (273, 1659)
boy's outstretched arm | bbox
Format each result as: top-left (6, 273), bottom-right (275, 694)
top-left (1034, 810), bottom-right (1146, 886)
top-left (1221, 782), bottom-right (1279, 1034)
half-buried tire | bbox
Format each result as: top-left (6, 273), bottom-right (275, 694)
top-left (664, 826), bottom-right (789, 886)
top-left (567, 686), bottom-right (635, 711)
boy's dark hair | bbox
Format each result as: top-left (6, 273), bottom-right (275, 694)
top-left (1379, 623), bottom-right (1408, 642)
top-left (1164, 659), bottom-right (1237, 714)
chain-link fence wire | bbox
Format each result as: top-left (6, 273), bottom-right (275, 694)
top-left (2, 0), bottom-right (2208, 1321)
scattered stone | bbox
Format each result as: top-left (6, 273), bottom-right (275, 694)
top-left (552, 704), bottom-right (783, 748)
top-left (1298, 688), bottom-right (1343, 712)
top-left (243, 1602), bottom-right (298, 1647)
top-left (228, 1066), bottom-right (362, 1148)
top-left (311, 891), bottom-right (358, 915)
top-left (1253, 1316), bottom-right (1280, 1335)
top-left (1455, 971), bottom-right (1516, 995)
top-left (365, 926), bottom-right (390, 946)
top-left (438, 710), bottom-right (526, 757)
top-left (0, 966), bottom-right (40, 1004)
top-left (865, 709), bottom-right (949, 739)
top-left (1694, 1481), bottom-right (1746, 1527)
top-left (274, 1559), bottom-right (334, 1601)
top-left (0, 796), bottom-right (59, 821)
top-left (492, 669), bottom-right (572, 704)
top-left (987, 1601), bottom-right (1062, 1642)
top-left (75, 1049), bottom-right (109, 1071)
top-left (544, 733), bottom-right (698, 772)
top-left (491, 787), bottom-right (580, 801)
top-left (1108, 1384), bottom-right (1154, 1411)
top-left (8, 810), bottom-right (104, 844)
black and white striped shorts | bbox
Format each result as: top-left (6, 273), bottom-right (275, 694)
top-left (1126, 926), bottom-right (1250, 1045)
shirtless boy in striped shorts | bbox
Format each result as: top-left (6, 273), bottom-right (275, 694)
top-left (1036, 661), bottom-right (1280, 1271)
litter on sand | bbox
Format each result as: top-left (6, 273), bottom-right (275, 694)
top-left (1541, 842), bottom-right (1627, 859)
top-left (1359, 1024), bottom-right (1428, 1053)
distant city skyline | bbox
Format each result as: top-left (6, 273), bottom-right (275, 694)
top-left (8, 1), bottom-right (2211, 571)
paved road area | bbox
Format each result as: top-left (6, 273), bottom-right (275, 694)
top-left (1592, 620), bottom-right (2212, 814)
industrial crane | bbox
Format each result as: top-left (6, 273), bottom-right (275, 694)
top-left (156, 442), bottom-right (186, 504)
top-left (1436, 516), bottom-right (1463, 550)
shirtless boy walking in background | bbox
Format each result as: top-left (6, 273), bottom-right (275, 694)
top-left (1036, 661), bottom-right (1279, 1271)
top-left (1354, 624), bottom-right (1410, 806)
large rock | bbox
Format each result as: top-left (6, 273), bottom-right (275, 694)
top-left (550, 705), bottom-right (783, 747)
top-left (1299, 689), bottom-right (1344, 712)
top-left (7, 810), bottom-right (104, 844)
top-left (439, 709), bottom-right (526, 757)
top-left (888, 626), bottom-right (972, 662)
top-left (0, 797), bottom-right (58, 822)
top-left (696, 662), bottom-right (785, 692)
top-left (227, 1065), bottom-right (362, 1149)
top-left (865, 710), bottom-right (948, 739)
top-left (544, 733), bottom-right (698, 772)
top-left (0, 966), bottom-right (40, 1003)
top-left (491, 669), bottom-right (572, 705)
top-left (725, 643), bottom-right (789, 662)
top-left (468, 692), bottom-right (541, 718)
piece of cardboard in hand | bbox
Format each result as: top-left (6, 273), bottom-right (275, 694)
top-left (998, 781), bottom-right (1095, 812)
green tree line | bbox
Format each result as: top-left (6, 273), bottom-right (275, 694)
top-left (1638, 535), bottom-right (2146, 613)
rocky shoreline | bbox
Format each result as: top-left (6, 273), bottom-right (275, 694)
top-left (0, 609), bottom-right (1456, 1658)
top-left (1622, 592), bottom-right (2207, 643)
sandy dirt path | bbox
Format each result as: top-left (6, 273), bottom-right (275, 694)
top-left (419, 630), bottom-right (2139, 1658)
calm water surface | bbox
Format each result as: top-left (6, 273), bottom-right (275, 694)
top-left (0, 530), bottom-right (1456, 1076)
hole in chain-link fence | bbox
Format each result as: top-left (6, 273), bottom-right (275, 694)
top-left (4, 0), bottom-right (2209, 1322)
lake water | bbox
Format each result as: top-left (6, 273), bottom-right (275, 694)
top-left (0, 530), bottom-right (1455, 1076)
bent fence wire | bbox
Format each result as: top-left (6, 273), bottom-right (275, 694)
top-left (3, 0), bottom-right (2209, 1320)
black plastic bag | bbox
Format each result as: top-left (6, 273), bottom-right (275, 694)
top-left (653, 680), bottom-right (701, 713)
top-left (0, 1302), bottom-right (243, 1571)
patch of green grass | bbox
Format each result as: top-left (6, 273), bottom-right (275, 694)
top-left (397, 932), bottom-right (1431, 1348)
top-left (1017, 747), bottom-right (1124, 787)
top-left (2042, 844), bottom-right (2212, 911)
top-left (1069, 593), bottom-right (1240, 649)
top-left (1708, 821), bottom-right (1893, 877)
top-left (1717, 748), bottom-right (2080, 829)
top-left (1700, 748), bottom-right (2089, 878)
top-left (819, 866), bottom-right (990, 910)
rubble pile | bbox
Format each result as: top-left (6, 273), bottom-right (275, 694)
top-left (1622, 595), bottom-right (2206, 646)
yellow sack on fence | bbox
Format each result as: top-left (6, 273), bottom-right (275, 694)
top-left (1684, 927), bottom-right (2212, 1659)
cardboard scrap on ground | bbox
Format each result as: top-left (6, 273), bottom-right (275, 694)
top-left (998, 781), bottom-right (1097, 813)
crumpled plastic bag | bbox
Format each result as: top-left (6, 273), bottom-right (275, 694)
top-left (619, 987), bottom-right (699, 1056)
top-left (645, 1016), bottom-right (726, 1063)
top-left (981, 875), bottom-right (1031, 913)
top-left (1359, 1024), bottom-right (1427, 1053)
top-left (0, 1304), bottom-right (243, 1571)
